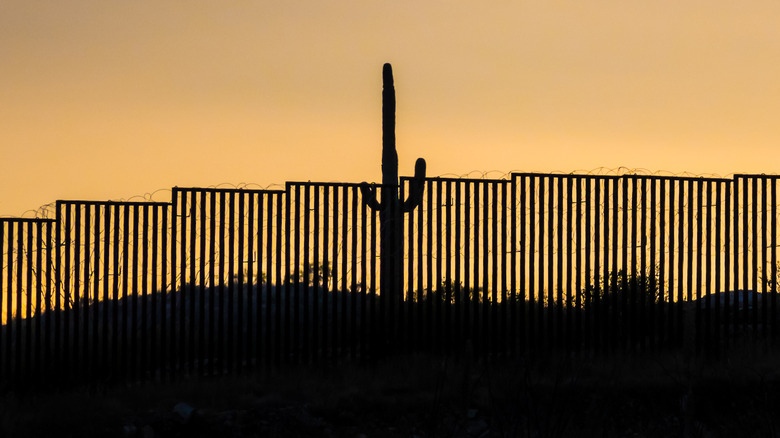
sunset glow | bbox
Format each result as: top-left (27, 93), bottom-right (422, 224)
top-left (3, 1), bottom-right (780, 216)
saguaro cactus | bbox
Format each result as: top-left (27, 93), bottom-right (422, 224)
top-left (360, 63), bottom-right (426, 300)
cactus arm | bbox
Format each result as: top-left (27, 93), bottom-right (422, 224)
top-left (401, 157), bottom-right (426, 212)
top-left (360, 182), bottom-right (382, 211)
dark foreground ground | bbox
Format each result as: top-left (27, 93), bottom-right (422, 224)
top-left (3, 344), bottom-right (780, 438)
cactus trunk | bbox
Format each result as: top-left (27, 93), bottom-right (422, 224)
top-left (360, 63), bottom-right (426, 303)
top-left (381, 64), bottom-right (401, 301)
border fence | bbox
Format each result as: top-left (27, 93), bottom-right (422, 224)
top-left (2, 172), bottom-right (780, 387)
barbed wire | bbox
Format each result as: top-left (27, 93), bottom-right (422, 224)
top-left (6, 166), bottom-right (779, 220)
top-left (3, 167), bottom-right (780, 305)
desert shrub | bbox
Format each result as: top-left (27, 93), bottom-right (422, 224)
top-left (582, 268), bottom-right (665, 344)
top-left (585, 268), bottom-right (662, 309)
top-left (413, 279), bottom-right (485, 304)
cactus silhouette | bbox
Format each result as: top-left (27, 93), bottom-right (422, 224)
top-left (360, 63), bottom-right (426, 300)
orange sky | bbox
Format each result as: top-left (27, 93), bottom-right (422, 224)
top-left (3, 1), bottom-right (780, 216)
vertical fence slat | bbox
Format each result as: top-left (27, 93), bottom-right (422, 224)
top-left (438, 180), bottom-right (446, 354)
top-left (6, 221), bottom-right (14, 379)
top-left (686, 180), bottom-right (694, 311)
top-left (724, 181), bottom-right (731, 348)
top-left (527, 178), bottom-right (535, 352)
top-left (34, 222), bottom-right (43, 381)
top-left (427, 180), bottom-right (435, 353)
top-left (81, 206), bottom-right (90, 381)
top-left (177, 194), bottom-right (187, 378)
top-left (311, 188), bottom-right (319, 363)
top-left (368, 189), bottom-right (380, 360)
top-left (537, 177), bottom-right (544, 351)
top-left (667, 181), bottom-right (675, 346)
top-left (649, 179), bottom-right (657, 352)
top-left (745, 177), bottom-right (760, 339)
top-left (227, 191), bottom-right (235, 374)
top-left (556, 178), bottom-right (564, 349)
top-left (274, 193), bottom-right (283, 368)
top-left (141, 205), bottom-right (150, 379)
top-left (252, 193), bottom-right (262, 371)
top-left (46, 221), bottom-right (54, 381)
top-left (714, 182), bottom-right (721, 352)
top-left (547, 178), bottom-right (554, 347)
top-left (588, 178), bottom-right (596, 352)
top-left (639, 178), bottom-right (647, 352)
top-left (208, 192), bottom-right (217, 377)
top-left (599, 179), bottom-right (608, 351)
top-left (267, 193), bottom-right (277, 369)
top-left (340, 185), bottom-right (349, 359)
top-left (624, 178), bottom-right (632, 351)
top-left (22, 222), bottom-right (31, 382)
top-left (72, 205), bottom-right (81, 382)
top-left (695, 180), bottom-right (703, 354)
top-left (0, 221), bottom-right (4, 378)
top-left (246, 193), bottom-right (255, 371)
top-left (772, 181), bottom-right (778, 344)
top-left (517, 176), bottom-right (526, 354)
top-left (482, 181), bottom-right (490, 354)
top-left (169, 192), bottom-right (178, 382)
top-left (151, 206), bottom-right (159, 380)
top-left (659, 180), bottom-right (667, 348)
top-left (63, 204), bottom-right (72, 379)
top-left (455, 181), bottom-right (463, 354)
top-left (463, 182), bottom-right (471, 351)
top-left (677, 181), bottom-right (685, 347)
top-left (703, 181), bottom-right (711, 351)
top-left (564, 178), bottom-right (572, 350)
top-left (161, 206), bottom-right (168, 382)
top-left (761, 178), bottom-right (768, 340)
top-left (350, 185), bottom-right (358, 360)
top-left (360, 186), bottom-right (368, 361)
top-left (228, 192), bottom-right (237, 373)
top-left (111, 205), bottom-right (121, 380)
top-left (120, 204), bottom-right (130, 381)
top-left (11, 222), bottom-right (20, 381)
top-left (739, 178), bottom-right (750, 338)
top-left (321, 189), bottom-right (330, 363)
top-left (500, 181), bottom-right (507, 356)
top-left (131, 204), bottom-right (140, 381)
top-left (611, 178), bottom-right (620, 352)
top-left (238, 192), bottom-right (246, 373)
top-left (668, 181), bottom-right (677, 347)
top-left (490, 182), bottom-right (498, 355)
top-left (406, 180), bottom-right (416, 353)
top-left (330, 187), bottom-right (338, 362)
top-left (218, 192), bottom-right (227, 373)
top-left (447, 181), bottom-right (455, 356)
top-left (748, 178), bottom-right (757, 338)
top-left (199, 192), bottom-right (207, 377)
top-left (91, 206), bottom-right (99, 379)
top-left (511, 177), bottom-right (519, 355)
top-left (566, 178), bottom-right (583, 354)
top-left (590, 178), bottom-right (599, 352)
top-left (303, 185), bottom-right (311, 365)
top-left (292, 185), bottom-right (301, 366)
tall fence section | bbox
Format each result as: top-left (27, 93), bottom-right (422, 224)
top-left (2, 173), bottom-right (780, 386)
